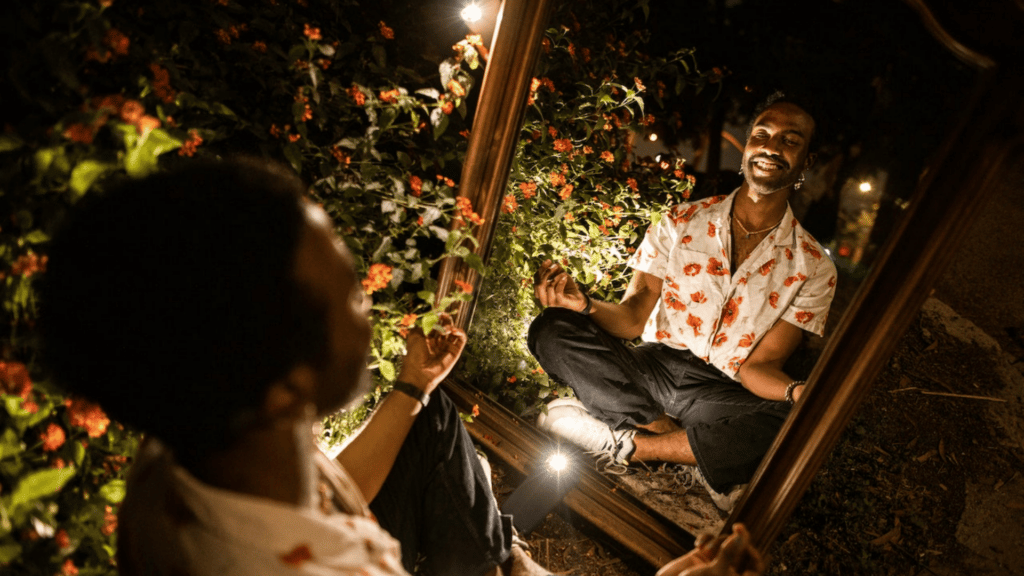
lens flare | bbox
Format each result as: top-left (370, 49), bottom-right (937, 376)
top-left (547, 452), bottom-right (569, 472)
top-left (461, 3), bottom-right (482, 22)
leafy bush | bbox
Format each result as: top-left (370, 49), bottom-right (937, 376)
top-left (461, 1), bottom-right (709, 416)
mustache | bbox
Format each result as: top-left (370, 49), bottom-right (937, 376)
top-left (749, 154), bottom-right (789, 170)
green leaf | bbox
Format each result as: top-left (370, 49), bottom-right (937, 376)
top-left (283, 143), bottom-right (303, 175)
top-left (372, 44), bottom-right (386, 68)
top-left (421, 311), bottom-right (439, 335)
top-left (69, 159), bottom-right (111, 198)
top-left (415, 88), bottom-right (440, 100)
top-left (0, 428), bottom-right (22, 461)
top-left (23, 230), bottom-right (49, 244)
top-left (0, 134), bottom-right (24, 153)
top-left (125, 129), bottom-right (184, 178)
top-left (73, 438), bottom-right (86, 466)
top-left (0, 541), bottom-right (22, 564)
top-left (432, 113), bottom-right (449, 140)
top-left (378, 359), bottom-right (395, 381)
top-left (10, 467), bottom-right (77, 510)
top-left (99, 479), bottom-right (127, 504)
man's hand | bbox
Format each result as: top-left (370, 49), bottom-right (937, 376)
top-left (396, 313), bottom-right (467, 394)
top-left (534, 258), bottom-right (587, 312)
top-left (656, 524), bottom-right (764, 576)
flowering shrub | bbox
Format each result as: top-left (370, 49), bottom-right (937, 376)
top-left (460, 1), bottom-right (710, 414)
top-left (0, 0), bottom-right (484, 572)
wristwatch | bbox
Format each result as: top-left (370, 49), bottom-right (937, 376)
top-left (393, 380), bottom-right (430, 407)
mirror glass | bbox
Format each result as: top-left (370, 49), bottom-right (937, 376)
top-left (457, 0), bottom-right (978, 535)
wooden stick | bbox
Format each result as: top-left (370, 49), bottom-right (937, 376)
top-left (919, 390), bottom-right (1007, 402)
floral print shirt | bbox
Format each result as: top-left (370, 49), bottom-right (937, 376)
top-left (627, 190), bottom-right (836, 380)
top-left (118, 438), bottom-right (409, 576)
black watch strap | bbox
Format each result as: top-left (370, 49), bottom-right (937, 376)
top-left (393, 380), bottom-right (430, 407)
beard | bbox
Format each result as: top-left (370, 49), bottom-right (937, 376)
top-left (744, 154), bottom-right (802, 195)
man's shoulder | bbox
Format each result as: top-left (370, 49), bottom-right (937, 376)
top-left (661, 193), bottom-right (731, 227)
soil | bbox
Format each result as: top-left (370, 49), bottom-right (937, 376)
top-left (483, 163), bottom-right (1024, 576)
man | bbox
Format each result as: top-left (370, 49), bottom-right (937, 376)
top-left (529, 92), bottom-right (837, 509)
top-left (40, 159), bottom-right (552, 576)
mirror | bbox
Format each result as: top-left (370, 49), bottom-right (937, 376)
top-left (438, 0), bottom-right (1017, 564)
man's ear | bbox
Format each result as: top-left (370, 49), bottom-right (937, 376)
top-left (804, 152), bottom-right (817, 171)
top-left (262, 364), bottom-right (318, 423)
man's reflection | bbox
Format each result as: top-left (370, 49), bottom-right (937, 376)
top-left (526, 91), bottom-right (837, 511)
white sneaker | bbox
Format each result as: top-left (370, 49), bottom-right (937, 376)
top-left (683, 465), bottom-right (746, 511)
top-left (536, 398), bottom-right (636, 473)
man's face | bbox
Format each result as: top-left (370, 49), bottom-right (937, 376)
top-left (742, 102), bottom-right (816, 196)
top-left (293, 204), bottom-right (373, 416)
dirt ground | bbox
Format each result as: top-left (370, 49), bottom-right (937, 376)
top-left (484, 165), bottom-right (1024, 576)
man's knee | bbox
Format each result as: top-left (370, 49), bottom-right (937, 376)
top-left (527, 307), bottom-right (588, 359)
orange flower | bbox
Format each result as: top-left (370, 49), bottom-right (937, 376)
top-left (436, 174), bottom-right (455, 187)
top-left (600, 150), bottom-right (614, 163)
top-left (294, 59), bottom-right (310, 70)
top-left (441, 99), bottom-right (454, 115)
top-left (691, 291), bottom-right (707, 304)
top-left (409, 175), bottom-right (422, 197)
top-left (712, 332), bottom-right (728, 347)
top-left (104, 28), bottom-right (130, 56)
top-left (459, 129), bottom-right (471, 139)
top-left (23, 400), bottom-right (39, 413)
top-left (456, 197), bottom-right (484, 225)
top-left (634, 77), bottom-right (645, 92)
top-left (454, 279), bottom-right (473, 293)
top-left (0, 361), bottom-right (32, 399)
top-left (252, 40), bottom-right (267, 53)
top-left (582, 145), bottom-right (593, 154)
top-left (553, 138), bottom-right (572, 153)
top-left (563, 212), bottom-right (574, 222)
top-left (682, 263), bottom-right (701, 276)
top-left (507, 376), bottom-right (517, 383)
top-left (11, 253), bottom-right (47, 277)
top-left (626, 178), bottom-right (638, 192)
top-left (215, 28), bottom-right (232, 44)
top-left (707, 257), bottom-right (727, 276)
top-left (681, 235), bottom-right (692, 244)
top-left (795, 311), bottom-right (815, 324)
top-left (62, 123), bottom-right (94, 144)
top-left (41, 423), bottom-right (66, 452)
top-left (120, 100), bottom-right (144, 125)
top-left (784, 273), bottom-right (807, 287)
top-left (362, 263), bottom-right (393, 294)
top-left (288, 133), bottom-right (301, 143)
top-left (379, 21), bottom-right (394, 40)
top-left (55, 529), bottom-right (70, 549)
top-left (548, 172), bottom-right (566, 187)
top-left (178, 130), bottom-right (203, 157)
top-left (447, 79), bottom-right (466, 98)
top-left (769, 292), bottom-right (780, 308)
top-left (316, 58), bottom-right (331, 70)
top-left (547, 126), bottom-right (558, 138)
top-left (686, 314), bottom-right (703, 337)
top-left (136, 115), bottom-right (160, 134)
top-left (66, 398), bottom-right (110, 438)
top-left (558, 184), bottom-right (574, 200)
top-left (61, 559), bottom-right (78, 576)
top-left (738, 333), bottom-right (756, 347)
top-left (541, 37), bottom-right (551, 53)
top-left (101, 505), bottom-right (117, 536)
top-left (707, 222), bottom-right (716, 238)
top-left (400, 313), bottom-right (418, 327)
top-left (721, 297), bottom-right (743, 328)
top-left (472, 404), bottom-right (480, 417)
top-left (501, 194), bottom-right (518, 214)
top-left (347, 86), bottom-right (366, 105)
top-left (149, 63), bottom-right (177, 104)
top-left (519, 182), bottom-right (537, 199)
top-left (303, 23), bottom-right (321, 40)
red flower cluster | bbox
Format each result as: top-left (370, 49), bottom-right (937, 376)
top-left (558, 184), bottom-right (574, 200)
top-left (455, 197), bottom-right (484, 227)
top-left (501, 194), bottom-right (518, 214)
top-left (553, 138), bottom-right (572, 153)
top-left (11, 253), bottom-right (47, 277)
top-left (149, 63), bottom-right (177, 104)
top-left (379, 21), bottom-right (395, 40)
top-left (40, 423), bottom-right (66, 452)
top-left (0, 360), bottom-right (32, 399)
top-left (519, 182), bottom-right (537, 199)
top-left (440, 98), bottom-right (454, 115)
top-left (379, 89), bottom-right (400, 104)
top-left (347, 86), bottom-right (366, 106)
top-left (330, 147), bottom-right (350, 165)
top-left (252, 40), bottom-right (267, 53)
top-left (65, 398), bottom-right (110, 438)
top-left (454, 279), bottom-right (474, 294)
top-left (303, 23), bottom-right (321, 40)
top-left (362, 263), bottom-right (393, 294)
top-left (409, 175), bottom-right (422, 197)
top-left (178, 130), bottom-right (203, 157)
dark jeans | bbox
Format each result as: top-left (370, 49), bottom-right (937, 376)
top-left (369, 389), bottom-right (513, 576)
top-left (527, 307), bottom-right (791, 492)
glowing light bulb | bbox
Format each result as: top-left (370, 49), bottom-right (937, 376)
top-left (547, 453), bottom-right (569, 472)
top-left (859, 181), bottom-right (872, 193)
top-left (461, 3), bottom-right (482, 22)
top-left (648, 133), bottom-right (658, 142)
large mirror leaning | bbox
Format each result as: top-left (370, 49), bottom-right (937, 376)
top-left (436, 0), bottom-right (1021, 565)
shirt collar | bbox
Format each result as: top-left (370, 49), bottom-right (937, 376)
top-left (718, 188), bottom-right (796, 246)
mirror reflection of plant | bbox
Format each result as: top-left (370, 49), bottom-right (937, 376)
top-left (461, 1), bottom-right (710, 417)
top-left (0, 0), bottom-right (485, 572)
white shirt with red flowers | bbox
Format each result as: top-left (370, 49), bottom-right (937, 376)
top-left (117, 438), bottom-right (409, 576)
top-left (627, 190), bottom-right (836, 380)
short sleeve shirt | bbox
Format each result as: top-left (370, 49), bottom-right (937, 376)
top-left (627, 190), bottom-right (836, 380)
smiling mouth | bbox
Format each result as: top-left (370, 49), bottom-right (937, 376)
top-left (750, 157), bottom-right (787, 172)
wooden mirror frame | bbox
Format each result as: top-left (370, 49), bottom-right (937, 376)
top-left (437, 0), bottom-right (1024, 563)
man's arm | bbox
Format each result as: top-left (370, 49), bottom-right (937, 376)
top-left (534, 259), bottom-right (662, 340)
top-left (335, 315), bottom-right (466, 503)
top-left (736, 319), bottom-right (806, 402)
